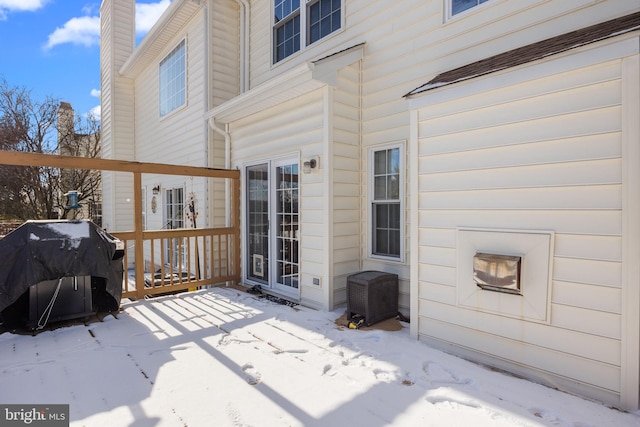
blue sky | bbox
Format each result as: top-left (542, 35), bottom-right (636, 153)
top-left (0, 0), bottom-right (171, 122)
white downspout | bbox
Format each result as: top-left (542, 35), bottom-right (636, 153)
top-left (208, 118), bottom-right (232, 227)
top-left (235, 0), bottom-right (249, 93)
top-left (208, 119), bottom-right (231, 171)
top-left (203, 1), bottom-right (210, 227)
top-left (208, 0), bottom-right (247, 229)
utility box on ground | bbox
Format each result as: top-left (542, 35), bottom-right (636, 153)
top-left (347, 271), bottom-right (398, 327)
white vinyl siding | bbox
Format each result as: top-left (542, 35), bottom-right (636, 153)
top-left (412, 46), bottom-right (632, 406)
top-left (99, 0), bottom-right (135, 232)
top-left (331, 62), bottom-right (361, 308)
top-left (133, 10), bottom-right (206, 234)
top-left (209, 1), bottom-right (241, 227)
top-left (135, 21), bottom-right (204, 167)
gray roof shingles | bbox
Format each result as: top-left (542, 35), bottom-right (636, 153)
top-left (406, 12), bottom-right (640, 97)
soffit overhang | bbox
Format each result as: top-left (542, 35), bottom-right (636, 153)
top-left (207, 43), bottom-right (365, 124)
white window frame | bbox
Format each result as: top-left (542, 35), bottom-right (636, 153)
top-left (368, 142), bottom-right (405, 262)
top-left (446, 0), bottom-right (492, 20)
top-left (159, 39), bottom-right (186, 118)
top-left (272, 0), bottom-right (344, 64)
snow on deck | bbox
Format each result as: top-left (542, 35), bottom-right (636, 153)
top-left (0, 287), bottom-right (638, 426)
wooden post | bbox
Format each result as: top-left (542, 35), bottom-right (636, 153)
top-left (232, 175), bottom-right (241, 284)
top-left (133, 172), bottom-right (144, 299)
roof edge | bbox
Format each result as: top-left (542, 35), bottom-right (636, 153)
top-left (405, 12), bottom-right (640, 98)
top-left (119, 0), bottom-right (201, 78)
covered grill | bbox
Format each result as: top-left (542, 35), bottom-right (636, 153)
top-left (0, 220), bottom-right (124, 330)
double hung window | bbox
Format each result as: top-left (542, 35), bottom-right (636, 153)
top-left (370, 145), bottom-right (403, 260)
top-left (450, 0), bottom-right (491, 16)
top-left (159, 40), bottom-right (186, 117)
top-left (273, 0), bottom-right (342, 63)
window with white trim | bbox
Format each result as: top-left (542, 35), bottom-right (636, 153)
top-left (450, 0), bottom-right (491, 16)
top-left (370, 144), bottom-right (403, 260)
top-left (159, 40), bottom-right (186, 117)
top-left (273, 0), bottom-right (342, 64)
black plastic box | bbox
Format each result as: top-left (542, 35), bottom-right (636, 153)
top-left (347, 271), bottom-right (398, 326)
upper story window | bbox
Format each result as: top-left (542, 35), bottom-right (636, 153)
top-left (450, 0), bottom-right (490, 16)
top-left (273, 0), bottom-right (342, 64)
top-left (159, 39), bottom-right (186, 117)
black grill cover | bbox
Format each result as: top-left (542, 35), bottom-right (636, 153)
top-left (0, 220), bottom-right (123, 321)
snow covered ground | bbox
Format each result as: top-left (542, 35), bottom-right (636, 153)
top-left (1, 286), bottom-right (639, 427)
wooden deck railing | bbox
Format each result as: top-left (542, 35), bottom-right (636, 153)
top-left (0, 151), bottom-right (241, 300)
top-left (113, 227), bottom-right (238, 299)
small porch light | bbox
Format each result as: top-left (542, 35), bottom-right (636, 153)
top-left (473, 253), bottom-right (522, 295)
top-left (303, 156), bottom-right (319, 174)
top-left (152, 185), bottom-right (161, 195)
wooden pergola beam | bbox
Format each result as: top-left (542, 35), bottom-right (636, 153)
top-left (0, 151), bottom-right (239, 179)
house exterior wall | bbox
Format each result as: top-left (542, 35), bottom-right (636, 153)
top-left (211, 0), bottom-right (638, 321)
top-left (134, 16), bottom-right (206, 167)
top-left (132, 9), bottom-right (208, 234)
top-left (233, 0), bottom-right (637, 408)
top-left (209, 1), bottom-right (240, 228)
top-left (330, 63), bottom-right (361, 309)
top-left (408, 36), bottom-right (640, 408)
top-left (232, 89), bottom-right (326, 308)
top-left (101, 0), bottom-right (640, 409)
top-left (100, 0), bottom-right (135, 233)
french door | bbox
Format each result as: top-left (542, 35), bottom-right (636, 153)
top-left (165, 187), bottom-right (185, 269)
top-left (246, 159), bottom-right (299, 295)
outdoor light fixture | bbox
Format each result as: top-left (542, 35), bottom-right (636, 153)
top-left (303, 156), bottom-right (319, 174)
top-left (152, 185), bottom-right (161, 195)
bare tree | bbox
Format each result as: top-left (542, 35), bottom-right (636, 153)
top-left (0, 78), bottom-right (101, 222)
top-left (57, 102), bottom-right (102, 223)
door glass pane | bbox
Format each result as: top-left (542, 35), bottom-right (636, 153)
top-left (165, 187), bottom-right (185, 268)
top-left (247, 164), bottom-right (269, 284)
top-left (276, 163), bottom-right (299, 289)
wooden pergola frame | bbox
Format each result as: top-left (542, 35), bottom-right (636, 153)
top-left (0, 151), bottom-right (241, 297)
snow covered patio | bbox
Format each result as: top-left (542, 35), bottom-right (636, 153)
top-left (1, 287), bottom-right (638, 427)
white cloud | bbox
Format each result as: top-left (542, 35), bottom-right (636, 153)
top-left (90, 89), bottom-right (101, 98)
top-left (136, 0), bottom-right (171, 34)
top-left (43, 1), bottom-right (170, 50)
top-left (44, 16), bottom-right (100, 50)
top-left (0, 0), bottom-right (48, 20)
top-left (81, 4), bottom-right (98, 16)
top-left (88, 105), bottom-right (101, 121)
